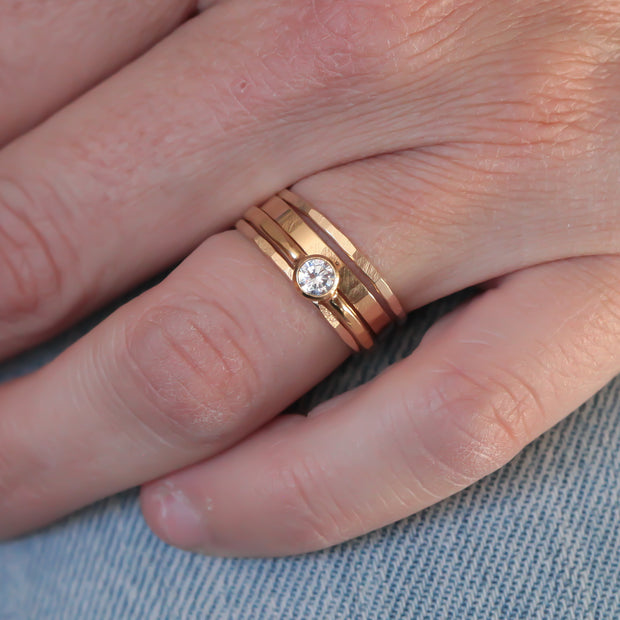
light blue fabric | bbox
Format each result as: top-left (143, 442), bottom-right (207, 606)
top-left (1, 289), bottom-right (619, 619)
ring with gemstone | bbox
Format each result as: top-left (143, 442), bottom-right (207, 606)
top-left (235, 190), bottom-right (405, 351)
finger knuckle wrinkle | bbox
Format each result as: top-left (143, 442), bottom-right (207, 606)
top-left (521, 65), bottom-right (608, 146)
top-left (0, 175), bottom-right (64, 319)
top-left (271, 0), bottom-right (414, 88)
top-left (510, 8), bottom-right (620, 147)
top-left (125, 296), bottom-right (261, 444)
top-left (422, 360), bottom-right (544, 475)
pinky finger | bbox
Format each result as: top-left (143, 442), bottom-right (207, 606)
top-left (141, 255), bottom-right (620, 557)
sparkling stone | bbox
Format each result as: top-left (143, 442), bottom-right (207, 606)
top-left (296, 257), bottom-right (337, 298)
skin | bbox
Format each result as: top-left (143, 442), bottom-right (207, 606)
top-left (0, 0), bottom-right (619, 557)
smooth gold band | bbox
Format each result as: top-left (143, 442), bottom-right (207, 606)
top-left (235, 190), bottom-right (404, 351)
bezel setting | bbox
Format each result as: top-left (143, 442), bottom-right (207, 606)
top-left (294, 256), bottom-right (339, 300)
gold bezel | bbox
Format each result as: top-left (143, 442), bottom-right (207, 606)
top-left (294, 255), bottom-right (340, 301)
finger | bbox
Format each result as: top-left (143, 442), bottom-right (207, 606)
top-left (0, 230), bottom-right (349, 538)
top-left (7, 0), bottom-right (613, 357)
top-left (0, 0), bottom-right (203, 145)
top-left (140, 254), bottom-right (620, 557)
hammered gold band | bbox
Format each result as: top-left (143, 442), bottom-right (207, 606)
top-left (235, 191), bottom-right (405, 351)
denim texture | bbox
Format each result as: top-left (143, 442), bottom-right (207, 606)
top-left (0, 288), bottom-right (618, 619)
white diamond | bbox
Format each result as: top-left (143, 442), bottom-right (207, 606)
top-left (296, 257), bottom-right (337, 298)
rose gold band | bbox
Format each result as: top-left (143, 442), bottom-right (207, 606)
top-left (278, 189), bottom-right (406, 322)
top-left (236, 219), bottom-right (368, 351)
top-left (235, 190), bottom-right (405, 352)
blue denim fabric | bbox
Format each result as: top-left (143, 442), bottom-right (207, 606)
top-left (0, 289), bottom-right (618, 619)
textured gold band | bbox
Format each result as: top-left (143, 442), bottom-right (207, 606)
top-left (235, 190), bottom-right (404, 351)
top-left (278, 189), bottom-right (406, 322)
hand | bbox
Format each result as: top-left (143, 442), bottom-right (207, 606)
top-left (1, 0), bottom-right (619, 557)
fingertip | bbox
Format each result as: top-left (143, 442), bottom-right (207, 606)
top-left (141, 480), bottom-right (210, 553)
top-left (140, 414), bottom-right (324, 558)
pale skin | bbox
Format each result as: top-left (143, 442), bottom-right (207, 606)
top-left (0, 0), bottom-right (619, 557)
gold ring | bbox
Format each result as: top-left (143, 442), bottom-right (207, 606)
top-left (235, 190), bottom-right (405, 351)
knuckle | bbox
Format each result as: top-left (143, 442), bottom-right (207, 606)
top-left (411, 358), bottom-right (546, 480)
top-left (123, 293), bottom-right (262, 445)
top-left (0, 174), bottom-right (67, 320)
top-left (499, 3), bottom-right (620, 149)
top-left (268, 454), bottom-right (350, 552)
top-left (264, 0), bottom-right (417, 94)
top-left (295, 0), bottom-right (405, 74)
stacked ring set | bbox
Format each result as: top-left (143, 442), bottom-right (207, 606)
top-left (236, 190), bottom-right (405, 351)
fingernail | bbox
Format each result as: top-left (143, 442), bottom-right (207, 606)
top-left (153, 481), bottom-right (205, 550)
